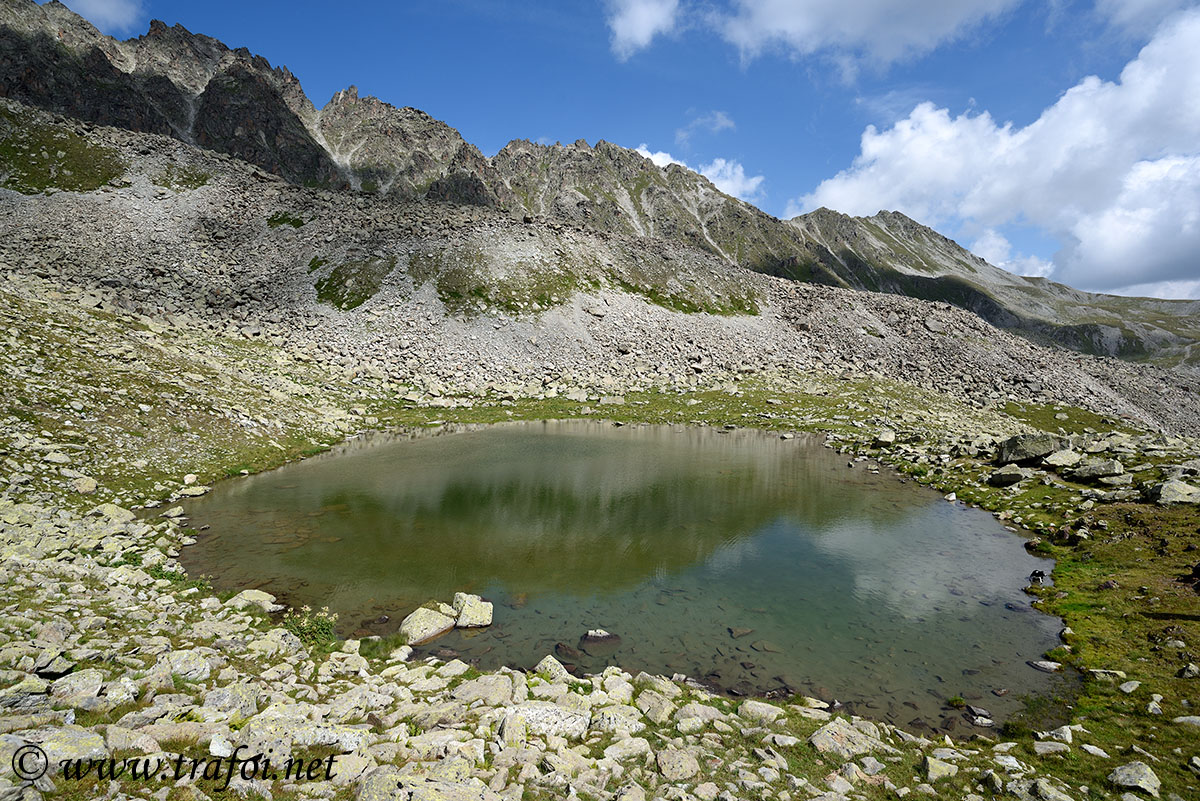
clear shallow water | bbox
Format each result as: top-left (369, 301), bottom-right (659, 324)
top-left (180, 421), bottom-right (1066, 731)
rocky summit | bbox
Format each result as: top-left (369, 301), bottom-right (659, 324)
top-left (0, 3), bottom-right (1199, 801)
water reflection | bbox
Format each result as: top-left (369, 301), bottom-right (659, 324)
top-left (181, 421), bottom-right (1066, 728)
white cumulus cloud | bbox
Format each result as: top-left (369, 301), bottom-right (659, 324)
top-left (59, 0), bottom-right (146, 34)
top-left (969, 229), bottom-right (1055, 277)
top-left (607, 0), bottom-right (680, 60)
top-left (635, 145), bottom-right (765, 200)
top-left (699, 157), bottom-right (765, 200)
top-left (715, 0), bottom-right (1021, 70)
top-left (635, 144), bottom-right (687, 168)
top-left (796, 8), bottom-right (1200, 295)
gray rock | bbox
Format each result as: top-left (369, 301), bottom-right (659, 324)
top-left (30, 725), bottom-right (108, 763)
top-left (989, 464), bottom-right (1031, 487)
top-left (399, 606), bottom-right (456, 645)
top-left (203, 683), bottom-right (258, 718)
top-left (450, 675), bottom-right (512, 706)
top-left (1108, 761), bottom-right (1160, 798)
top-left (925, 756), bottom-right (958, 781)
top-left (1070, 459), bottom-right (1124, 482)
top-left (452, 592), bottom-right (493, 628)
top-left (635, 689), bottom-right (675, 724)
top-left (657, 748), bottom-right (699, 781)
top-left (998, 434), bottom-right (1063, 465)
top-left (590, 703), bottom-right (645, 734)
top-left (0, 676), bottom-right (50, 711)
top-left (49, 669), bottom-right (103, 700)
top-left (1044, 450), bottom-right (1083, 468)
top-left (507, 701), bottom-right (590, 740)
top-left (1147, 480), bottom-right (1200, 505)
top-left (247, 627), bottom-right (303, 658)
top-left (809, 717), bottom-right (898, 759)
top-left (738, 699), bottom-right (782, 724)
top-left (534, 654), bottom-right (572, 682)
top-left (155, 649), bottom-right (211, 681)
top-left (604, 737), bottom-right (651, 761)
top-left (225, 589), bottom-right (283, 613)
top-left (1034, 741), bottom-right (1070, 756)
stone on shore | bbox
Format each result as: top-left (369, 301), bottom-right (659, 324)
top-left (809, 717), bottom-right (897, 759)
top-left (225, 589), bottom-right (283, 613)
top-left (399, 606), bottom-right (456, 645)
top-left (452, 592), bottom-right (493, 628)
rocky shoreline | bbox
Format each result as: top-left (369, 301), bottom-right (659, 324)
top-left (0, 493), bottom-right (1179, 801)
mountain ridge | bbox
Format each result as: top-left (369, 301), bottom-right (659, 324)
top-left (2, 0), bottom-right (1198, 366)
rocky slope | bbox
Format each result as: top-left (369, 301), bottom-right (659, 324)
top-left (3, 0), bottom-right (1198, 370)
top-left (3, 98), bottom-right (1200, 439)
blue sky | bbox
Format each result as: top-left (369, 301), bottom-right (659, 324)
top-left (55, 1), bottom-right (1200, 299)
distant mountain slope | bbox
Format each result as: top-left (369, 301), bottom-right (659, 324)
top-left (2, 0), bottom-right (1197, 367)
top-left (786, 208), bottom-right (1200, 364)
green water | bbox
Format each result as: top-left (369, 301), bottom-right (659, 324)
top-left (180, 421), bottom-right (1066, 731)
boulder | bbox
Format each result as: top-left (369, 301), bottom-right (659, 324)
top-left (50, 669), bottom-right (104, 700)
top-left (399, 606), bottom-right (456, 645)
top-left (738, 699), bottom-right (783, 724)
top-left (1147, 480), bottom-right (1200, 505)
top-left (998, 434), bottom-right (1063, 465)
top-left (506, 701), bottom-right (590, 740)
top-left (657, 748), bottom-right (700, 781)
top-left (604, 738), bottom-right (651, 761)
top-left (1044, 450), bottom-right (1083, 468)
top-left (1108, 761), bottom-right (1160, 798)
top-left (450, 675), bottom-right (512, 706)
top-left (809, 717), bottom-right (898, 759)
top-left (590, 703), bottom-right (645, 734)
top-left (988, 464), bottom-right (1031, 487)
top-left (534, 654), bottom-right (573, 683)
top-left (225, 589), bottom-right (283, 613)
top-left (925, 756), bottom-right (958, 781)
top-left (34, 726), bottom-right (108, 764)
top-left (452, 593), bottom-right (493, 628)
top-left (203, 683), bottom-right (259, 718)
top-left (155, 649), bottom-right (211, 681)
top-left (1070, 459), bottom-right (1124, 482)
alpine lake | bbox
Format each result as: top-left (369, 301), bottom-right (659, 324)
top-left (179, 420), bottom-right (1070, 732)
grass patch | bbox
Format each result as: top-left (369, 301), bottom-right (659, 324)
top-left (314, 257), bottom-right (397, 310)
top-left (152, 163), bottom-right (211, 191)
top-left (0, 105), bottom-right (125, 193)
top-left (611, 275), bottom-right (759, 316)
top-left (267, 212), bottom-right (306, 229)
top-left (282, 605), bottom-right (339, 649)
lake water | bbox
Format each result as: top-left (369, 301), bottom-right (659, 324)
top-left (179, 420), bottom-right (1066, 731)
